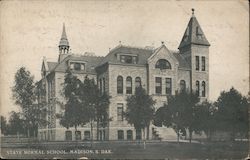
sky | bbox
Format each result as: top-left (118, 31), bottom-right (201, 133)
top-left (0, 0), bottom-right (249, 117)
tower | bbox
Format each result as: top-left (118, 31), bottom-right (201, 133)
top-left (58, 23), bottom-right (70, 62)
top-left (178, 9), bottom-right (210, 100)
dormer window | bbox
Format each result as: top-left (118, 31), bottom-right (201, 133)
top-left (69, 62), bottom-right (85, 71)
top-left (155, 59), bottom-right (171, 70)
top-left (120, 55), bottom-right (138, 64)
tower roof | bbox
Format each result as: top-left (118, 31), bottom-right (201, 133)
top-left (59, 23), bottom-right (69, 47)
top-left (178, 9), bottom-right (210, 49)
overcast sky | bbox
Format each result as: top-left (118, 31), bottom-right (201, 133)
top-left (0, 0), bottom-right (249, 117)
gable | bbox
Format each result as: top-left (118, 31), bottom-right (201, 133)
top-left (148, 45), bottom-right (178, 67)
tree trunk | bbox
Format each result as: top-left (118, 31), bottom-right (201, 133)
top-left (90, 120), bottom-right (93, 147)
top-left (143, 128), bottom-right (146, 149)
top-left (146, 125), bottom-right (149, 140)
top-left (177, 130), bottom-right (180, 142)
top-left (189, 129), bottom-right (192, 143)
top-left (75, 125), bottom-right (77, 141)
top-left (176, 127), bottom-right (180, 142)
top-left (27, 128), bottom-right (30, 138)
top-left (97, 118), bottom-right (99, 141)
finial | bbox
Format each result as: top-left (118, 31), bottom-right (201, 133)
top-left (161, 41), bottom-right (164, 45)
top-left (192, 8), bottom-right (195, 15)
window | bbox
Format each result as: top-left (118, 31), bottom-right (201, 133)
top-left (155, 77), bottom-right (162, 94)
top-left (127, 130), bottom-right (133, 140)
top-left (120, 55), bottom-right (138, 64)
top-left (165, 78), bottom-right (172, 95)
top-left (195, 56), bottom-right (199, 71)
top-left (84, 131), bottom-right (90, 140)
top-left (70, 62), bottom-right (85, 71)
top-left (202, 56), bottom-right (205, 71)
top-left (196, 81), bottom-right (200, 96)
top-left (126, 77), bottom-right (132, 94)
top-left (81, 63), bottom-right (85, 70)
top-left (117, 76), bottom-right (123, 94)
top-left (117, 104), bottom-right (123, 121)
top-left (121, 55), bottom-right (126, 63)
top-left (75, 131), bottom-right (81, 140)
top-left (65, 131), bottom-right (72, 141)
top-left (99, 79), bottom-right (102, 94)
top-left (118, 130), bottom-right (124, 140)
top-left (70, 63), bottom-right (74, 69)
top-left (155, 59), bottom-right (171, 69)
top-left (103, 78), bottom-right (105, 93)
top-left (180, 80), bottom-right (186, 92)
top-left (202, 81), bottom-right (206, 97)
top-left (136, 129), bottom-right (142, 140)
top-left (74, 63), bottom-right (81, 70)
top-left (132, 56), bottom-right (137, 64)
top-left (135, 77), bottom-right (141, 88)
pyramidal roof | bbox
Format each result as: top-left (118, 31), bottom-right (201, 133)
top-left (178, 9), bottom-right (210, 49)
top-left (59, 23), bottom-right (69, 46)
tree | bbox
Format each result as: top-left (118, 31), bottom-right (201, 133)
top-left (214, 87), bottom-right (249, 140)
top-left (12, 67), bottom-right (35, 110)
top-left (80, 76), bottom-right (98, 142)
top-left (155, 91), bottom-right (200, 142)
top-left (96, 93), bottom-right (110, 140)
top-left (8, 111), bottom-right (25, 135)
top-left (12, 67), bottom-right (44, 137)
top-left (196, 100), bottom-right (216, 141)
top-left (125, 86), bottom-right (155, 141)
top-left (60, 69), bottom-right (84, 136)
top-left (1, 116), bottom-right (8, 135)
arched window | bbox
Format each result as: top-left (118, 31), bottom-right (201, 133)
top-left (127, 130), bottom-right (133, 140)
top-left (202, 81), bottom-right (206, 97)
top-left (126, 77), bottom-right (132, 94)
top-left (118, 130), bottom-right (124, 140)
top-left (117, 76), bottom-right (123, 94)
top-left (135, 77), bottom-right (141, 88)
top-left (155, 59), bottom-right (171, 69)
top-left (180, 80), bottom-right (186, 92)
top-left (196, 81), bottom-right (200, 96)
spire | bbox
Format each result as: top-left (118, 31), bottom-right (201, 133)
top-left (59, 23), bottom-right (70, 54)
top-left (178, 9), bottom-right (210, 49)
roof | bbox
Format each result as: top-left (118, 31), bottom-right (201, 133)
top-left (47, 54), bottom-right (104, 74)
top-left (47, 62), bottom-right (57, 71)
top-left (172, 51), bottom-right (191, 69)
top-left (98, 45), bottom-right (190, 70)
top-left (59, 23), bottom-right (69, 46)
top-left (178, 13), bottom-right (210, 49)
top-left (98, 45), bottom-right (154, 66)
top-left (45, 46), bottom-right (190, 75)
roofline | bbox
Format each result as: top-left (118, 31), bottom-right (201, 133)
top-left (108, 62), bottom-right (146, 67)
top-left (53, 70), bottom-right (97, 76)
top-left (109, 44), bottom-right (154, 53)
top-left (178, 42), bottom-right (211, 49)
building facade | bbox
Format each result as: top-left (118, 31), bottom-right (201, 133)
top-left (37, 10), bottom-right (210, 141)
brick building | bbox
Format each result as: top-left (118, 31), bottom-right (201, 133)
top-left (37, 10), bottom-right (209, 141)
